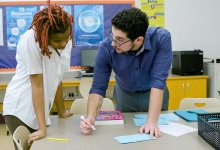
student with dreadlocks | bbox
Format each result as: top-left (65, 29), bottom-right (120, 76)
top-left (3, 0), bottom-right (73, 148)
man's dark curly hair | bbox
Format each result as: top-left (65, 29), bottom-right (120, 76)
top-left (111, 8), bottom-right (149, 40)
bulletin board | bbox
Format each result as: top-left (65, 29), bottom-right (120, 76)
top-left (0, 0), bottom-right (135, 68)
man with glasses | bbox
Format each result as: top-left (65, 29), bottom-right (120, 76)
top-left (80, 8), bottom-right (172, 138)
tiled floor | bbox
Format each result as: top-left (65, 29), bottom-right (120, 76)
top-left (0, 124), bottom-right (14, 150)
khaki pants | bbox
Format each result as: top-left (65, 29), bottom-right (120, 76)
top-left (4, 115), bottom-right (36, 150)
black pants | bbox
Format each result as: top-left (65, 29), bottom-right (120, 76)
top-left (4, 115), bottom-right (36, 150)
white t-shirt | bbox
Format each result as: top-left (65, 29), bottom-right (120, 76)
top-left (3, 29), bottom-right (72, 130)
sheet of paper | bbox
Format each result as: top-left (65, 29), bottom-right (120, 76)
top-left (133, 113), bottom-right (179, 126)
top-left (114, 134), bottom-right (156, 144)
top-left (159, 122), bottom-right (197, 137)
top-left (133, 118), bottom-right (169, 126)
top-left (134, 113), bottom-right (179, 121)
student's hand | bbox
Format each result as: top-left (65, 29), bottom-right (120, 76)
top-left (28, 128), bottom-right (46, 145)
top-left (79, 117), bottom-right (94, 135)
top-left (59, 110), bottom-right (73, 118)
top-left (139, 121), bottom-right (161, 138)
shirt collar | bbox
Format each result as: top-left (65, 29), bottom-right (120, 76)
top-left (143, 30), bottom-right (152, 51)
top-left (135, 44), bottom-right (144, 55)
top-left (135, 31), bottom-right (151, 56)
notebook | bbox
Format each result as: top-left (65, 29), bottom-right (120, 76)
top-left (94, 110), bottom-right (124, 125)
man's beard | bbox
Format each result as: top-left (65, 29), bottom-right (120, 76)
top-left (117, 44), bottom-right (136, 54)
top-left (126, 44), bottom-right (142, 54)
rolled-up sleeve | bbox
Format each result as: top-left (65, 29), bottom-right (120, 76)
top-left (150, 30), bottom-right (172, 89)
top-left (89, 41), bottom-right (112, 97)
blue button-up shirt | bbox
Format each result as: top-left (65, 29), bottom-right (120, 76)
top-left (90, 27), bottom-right (172, 97)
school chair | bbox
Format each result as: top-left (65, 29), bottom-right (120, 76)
top-left (79, 77), bottom-right (115, 100)
top-left (70, 98), bottom-right (115, 114)
top-left (101, 98), bottom-right (115, 110)
top-left (78, 77), bottom-right (91, 99)
top-left (179, 98), bottom-right (220, 110)
top-left (70, 98), bottom-right (87, 114)
top-left (13, 125), bottom-right (31, 150)
top-left (5, 125), bottom-right (10, 135)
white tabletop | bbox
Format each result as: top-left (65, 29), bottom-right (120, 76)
top-left (31, 110), bottom-right (218, 150)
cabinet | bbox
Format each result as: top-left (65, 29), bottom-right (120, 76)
top-left (167, 76), bottom-right (208, 110)
top-left (0, 81), bottom-right (80, 113)
top-left (0, 76), bottom-right (208, 112)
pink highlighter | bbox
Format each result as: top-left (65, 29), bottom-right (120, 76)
top-left (80, 115), bottom-right (96, 130)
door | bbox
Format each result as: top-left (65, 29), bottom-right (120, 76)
top-left (167, 79), bottom-right (185, 110)
top-left (185, 79), bottom-right (207, 98)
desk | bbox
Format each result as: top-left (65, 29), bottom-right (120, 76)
top-left (31, 109), bottom-right (217, 150)
top-left (0, 80), bottom-right (81, 112)
top-left (0, 75), bottom-right (208, 112)
top-left (0, 77), bottom-right (115, 112)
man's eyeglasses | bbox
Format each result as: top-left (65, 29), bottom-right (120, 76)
top-left (108, 32), bottom-right (131, 47)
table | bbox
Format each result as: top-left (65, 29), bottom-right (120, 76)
top-left (31, 110), bottom-right (217, 150)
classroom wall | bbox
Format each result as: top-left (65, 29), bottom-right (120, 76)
top-left (164, 0), bottom-right (220, 59)
top-left (136, 0), bottom-right (220, 59)
top-left (2, 0), bottom-right (219, 64)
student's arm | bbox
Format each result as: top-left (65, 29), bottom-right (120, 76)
top-left (28, 74), bottom-right (46, 145)
top-left (54, 82), bottom-right (73, 118)
top-left (139, 88), bottom-right (164, 138)
top-left (80, 93), bottom-right (103, 135)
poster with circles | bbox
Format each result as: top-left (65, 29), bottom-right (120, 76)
top-left (74, 5), bottom-right (104, 46)
top-left (6, 6), bottom-right (37, 50)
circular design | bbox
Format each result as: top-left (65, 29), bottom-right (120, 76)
top-left (8, 35), bottom-right (17, 43)
top-left (78, 10), bottom-right (101, 33)
top-left (17, 19), bottom-right (26, 28)
top-left (11, 27), bottom-right (20, 36)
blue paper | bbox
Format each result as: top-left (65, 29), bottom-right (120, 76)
top-left (133, 118), bottom-right (169, 126)
top-left (159, 114), bottom-right (180, 121)
top-left (134, 114), bottom-right (147, 119)
top-left (173, 109), bottom-right (207, 122)
top-left (114, 134), bottom-right (156, 144)
top-left (134, 113), bottom-right (179, 121)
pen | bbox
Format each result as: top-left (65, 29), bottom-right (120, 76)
top-left (80, 115), bottom-right (96, 130)
top-left (46, 137), bottom-right (71, 142)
